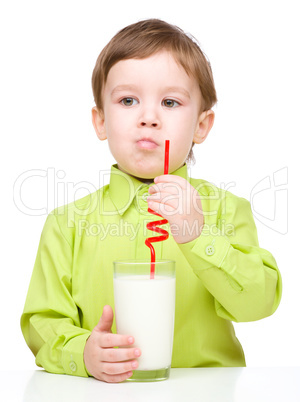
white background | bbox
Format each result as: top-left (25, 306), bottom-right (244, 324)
top-left (1, 0), bottom-right (299, 370)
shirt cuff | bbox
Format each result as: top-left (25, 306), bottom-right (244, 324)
top-left (177, 227), bottom-right (231, 270)
top-left (61, 332), bottom-right (91, 377)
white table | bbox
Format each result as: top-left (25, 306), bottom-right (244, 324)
top-left (1, 368), bottom-right (299, 402)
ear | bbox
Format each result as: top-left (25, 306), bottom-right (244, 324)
top-left (193, 110), bottom-right (215, 144)
top-left (91, 107), bottom-right (107, 141)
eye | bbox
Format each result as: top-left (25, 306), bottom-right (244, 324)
top-left (162, 99), bottom-right (180, 108)
top-left (120, 97), bottom-right (138, 106)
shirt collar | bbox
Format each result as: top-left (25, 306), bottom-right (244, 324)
top-left (109, 164), bottom-right (189, 215)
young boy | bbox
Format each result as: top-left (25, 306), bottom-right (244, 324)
top-left (21, 19), bottom-right (282, 383)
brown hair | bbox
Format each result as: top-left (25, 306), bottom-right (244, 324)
top-left (92, 19), bottom-right (217, 113)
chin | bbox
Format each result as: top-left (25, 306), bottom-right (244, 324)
top-left (123, 162), bottom-right (160, 179)
top-left (130, 168), bottom-right (162, 181)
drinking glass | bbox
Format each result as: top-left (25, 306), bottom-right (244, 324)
top-left (113, 260), bottom-right (176, 382)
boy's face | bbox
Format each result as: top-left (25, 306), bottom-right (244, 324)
top-left (92, 51), bottom-right (214, 180)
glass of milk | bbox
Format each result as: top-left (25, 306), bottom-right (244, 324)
top-left (113, 260), bottom-right (176, 382)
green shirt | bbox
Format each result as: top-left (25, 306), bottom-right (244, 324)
top-left (21, 164), bottom-right (282, 377)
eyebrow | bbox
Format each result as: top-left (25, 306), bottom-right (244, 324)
top-left (163, 86), bottom-right (191, 99)
top-left (111, 85), bottom-right (138, 97)
top-left (111, 85), bottom-right (191, 99)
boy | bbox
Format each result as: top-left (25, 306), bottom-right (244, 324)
top-left (21, 19), bottom-right (282, 383)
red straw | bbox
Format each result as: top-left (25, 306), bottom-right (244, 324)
top-left (164, 140), bottom-right (169, 174)
top-left (145, 140), bottom-right (170, 279)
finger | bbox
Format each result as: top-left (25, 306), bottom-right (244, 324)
top-left (148, 184), bottom-right (159, 195)
top-left (147, 191), bottom-right (179, 206)
top-left (154, 174), bottom-right (187, 186)
top-left (149, 181), bottom-right (183, 195)
top-left (102, 360), bottom-right (139, 376)
top-left (147, 199), bottom-right (176, 215)
top-left (147, 189), bottom-right (180, 208)
top-left (100, 371), bottom-right (133, 383)
top-left (149, 182), bottom-right (173, 194)
top-left (101, 347), bottom-right (141, 363)
top-left (95, 305), bottom-right (114, 333)
top-left (99, 332), bottom-right (135, 348)
top-left (147, 197), bottom-right (180, 214)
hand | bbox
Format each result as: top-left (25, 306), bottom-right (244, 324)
top-left (83, 305), bottom-right (141, 383)
top-left (147, 175), bottom-right (204, 244)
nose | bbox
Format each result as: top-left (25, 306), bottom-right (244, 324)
top-left (138, 104), bottom-right (161, 128)
top-left (140, 121), bottom-right (158, 127)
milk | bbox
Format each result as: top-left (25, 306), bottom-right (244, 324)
top-left (114, 275), bottom-right (176, 370)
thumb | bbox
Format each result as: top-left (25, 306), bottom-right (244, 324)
top-left (95, 305), bottom-right (114, 333)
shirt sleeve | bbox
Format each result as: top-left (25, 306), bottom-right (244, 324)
top-left (177, 194), bottom-right (282, 322)
top-left (20, 213), bottom-right (91, 377)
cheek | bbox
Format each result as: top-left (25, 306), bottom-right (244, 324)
top-left (110, 107), bottom-right (136, 130)
top-left (104, 109), bottom-right (123, 135)
top-left (171, 115), bottom-right (196, 142)
top-left (173, 108), bottom-right (197, 128)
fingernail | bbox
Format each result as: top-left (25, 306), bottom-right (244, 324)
top-left (128, 336), bottom-right (134, 344)
top-left (132, 361), bottom-right (138, 369)
top-left (134, 349), bottom-right (141, 357)
top-left (127, 371), bottom-right (133, 377)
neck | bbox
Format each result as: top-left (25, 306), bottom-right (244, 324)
top-left (130, 175), bottom-right (153, 184)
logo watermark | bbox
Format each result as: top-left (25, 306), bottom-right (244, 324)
top-left (250, 167), bottom-right (288, 234)
top-left (77, 219), bottom-right (235, 240)
top-left (13, 166), bottom-right (288, 234)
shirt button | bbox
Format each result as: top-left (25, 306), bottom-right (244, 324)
top-left (69, 361), bottom-right (77, 372)
top-left (142, 193), bottom-right (148, 202)
top-left (205, 245), bottom-right (215, 256)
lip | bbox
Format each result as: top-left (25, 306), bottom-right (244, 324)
top-left (136, 138), bottom-right (158, 150)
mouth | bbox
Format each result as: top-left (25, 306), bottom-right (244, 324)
top-left (136, 138), bottom-right (158, 150)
